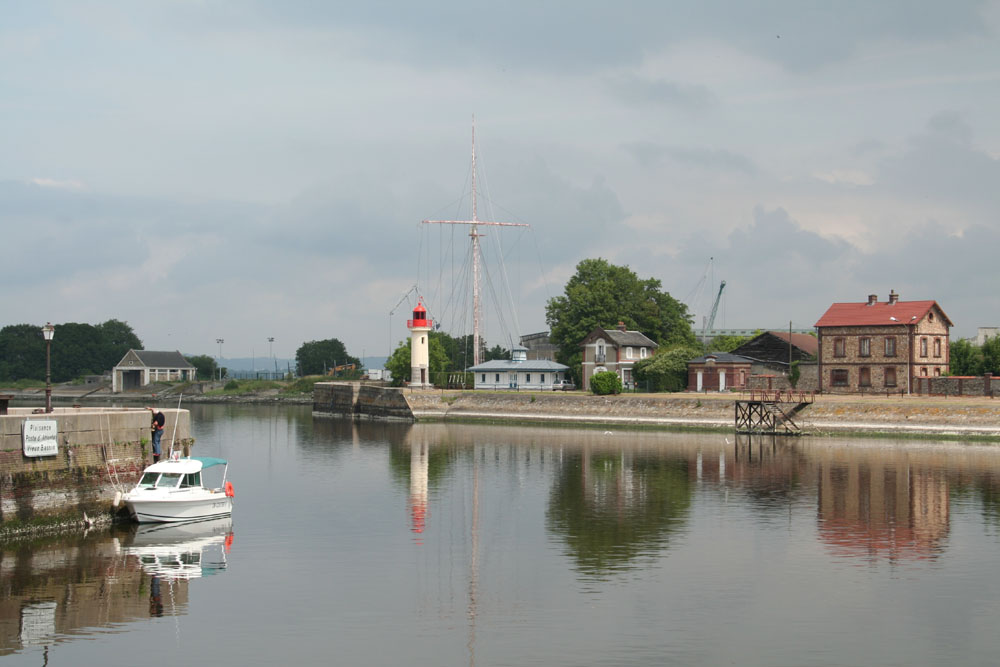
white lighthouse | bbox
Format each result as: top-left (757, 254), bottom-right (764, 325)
top-left (407, 299), bottom-right (433, 387)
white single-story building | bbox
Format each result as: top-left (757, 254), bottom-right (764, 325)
top-left (112, 349), bottom-right (197, 392)
top-left (467, 346), bottom-right (570, 390)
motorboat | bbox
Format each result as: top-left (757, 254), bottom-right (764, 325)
top-left (123, 453), bottom-right (234, 523)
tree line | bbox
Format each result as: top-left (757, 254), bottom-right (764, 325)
top-left (0, 320), bottom-right (142, 383)
top-left (950, 338), bottom-right (1000, 376)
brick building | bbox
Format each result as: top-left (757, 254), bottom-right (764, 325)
top-left (579, 323), bottom-right (658, 391)
top-left (814, 291), bottom-right (952, 393)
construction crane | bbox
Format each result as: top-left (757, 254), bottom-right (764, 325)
top-left (701, 280), bottom-right (726, 347)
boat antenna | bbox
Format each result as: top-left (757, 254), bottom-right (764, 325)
top-left (168, 393), bottom-right (183, 458)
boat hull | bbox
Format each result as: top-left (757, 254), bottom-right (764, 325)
top-left (125, 493), bottom-right (233, 523)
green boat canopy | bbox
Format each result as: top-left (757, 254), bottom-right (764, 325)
top-left (190, 457), bottom-right (228, 469)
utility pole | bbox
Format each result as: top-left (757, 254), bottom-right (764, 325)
top-left (216, 338), bottom-right (224, 381)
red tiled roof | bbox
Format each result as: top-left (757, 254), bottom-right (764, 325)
top-left (814, 300), bottom-right (953, 328)
top-left (767, 331), bottom-right (819, 356)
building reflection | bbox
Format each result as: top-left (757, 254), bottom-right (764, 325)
top-left (0, 518), bottom-right (233, 655)
top-left (815, 453), bottom-right (950, 562)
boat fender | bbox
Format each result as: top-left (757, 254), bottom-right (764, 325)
top-left (225, 481), bottom-right (235, 498)
top-left (113, 491), bottom-right (122, 507)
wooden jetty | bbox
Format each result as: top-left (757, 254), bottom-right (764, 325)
top-left (735, 389), bottom-right (814, 435)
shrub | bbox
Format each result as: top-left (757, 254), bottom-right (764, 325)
top-left (590, 370), bottom-right (623, 395)
top-left (224, 380), bottom-right (240, 390)
top-left (789, 360), bottom-right (801, 388)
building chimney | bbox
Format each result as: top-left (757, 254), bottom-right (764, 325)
top-left (867, 294), bottom-right (878, 306)
top-left (888, 290), bottom-right (899, 305)
top-left (617, 321), bottom-right (627, 332)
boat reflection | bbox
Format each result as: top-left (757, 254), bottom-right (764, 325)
top-left (118, 517), bottom-right (234, 580)
top-left (0, 519), bottom-right (234, 655)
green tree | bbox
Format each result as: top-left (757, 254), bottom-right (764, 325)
top-left (185, 354), bottom-right (218, 381)
top-left (633, 344), bottom-right (703, 392)
top-left (295, 338), bottom-right (360, 376)
top-left (0, 324), bottom-right (46, 381)
top-left (982, 336), bottom-right (1000, 375)
top-left (96, 319), bottom-right (143, 369)
top-left (949, 339), bottom-right (983, 376)
top-left (707, 333), bottom-right (755, 353)
top-left (384, 336), bottom-right (450, 386)
top-left (546, 258), bottom-right (694, 382)
top-left (590, 370), bottom-right (623, 395)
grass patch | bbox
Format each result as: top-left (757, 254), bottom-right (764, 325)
top-left (0, 378), bottom-right (47, 390)
top-left (281, 376), bottom-right (327, 394)
top-left (204, 379), bottom-right (285, 396)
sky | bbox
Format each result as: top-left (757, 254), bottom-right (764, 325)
top-left (2, 0), bottom-right (999, 362)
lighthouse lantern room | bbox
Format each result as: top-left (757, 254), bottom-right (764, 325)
top-left (407, 299), bottom-right (433, 387)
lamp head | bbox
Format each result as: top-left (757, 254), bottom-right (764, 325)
top-left (41, 322), bottom-right (55, 341)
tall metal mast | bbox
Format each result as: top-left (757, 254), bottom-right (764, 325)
top-left (423, 121), bottom-right (528, 366)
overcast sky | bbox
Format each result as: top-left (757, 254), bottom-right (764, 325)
top-left (2, 1), bottom-right (998, 362)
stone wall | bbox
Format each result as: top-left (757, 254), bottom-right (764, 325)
top-left (912, 374), bottom-right (997, 397)
top-left (0, 407), bottom-right (191, 528)
top-left (748, 362), bottom-right (819, 392)
top-left (313, 382), bottom-right (414, 421)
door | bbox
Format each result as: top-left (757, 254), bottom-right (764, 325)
top-left (696, 371), bottom-right (703, 392)
top-left (719, 370), bottom-right (726, 391)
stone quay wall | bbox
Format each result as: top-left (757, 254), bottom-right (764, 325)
top-left (313, 382), bottom-right (414, 421)
top-left (0, 407), bottom-right (192, 531)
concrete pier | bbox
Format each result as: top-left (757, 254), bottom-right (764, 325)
top-left (0, 407), bottom-right (192, 533)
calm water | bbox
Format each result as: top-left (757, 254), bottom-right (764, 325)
top-left (4, 404), bottom-right (1000, 666)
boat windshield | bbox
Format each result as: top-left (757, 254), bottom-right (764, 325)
top-left (155, 473), bottom-right (183, 488)
top-left (138, 472), bottom-right (159, 488)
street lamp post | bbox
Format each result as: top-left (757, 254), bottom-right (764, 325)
top-left (41, 323), bottom-right (55, 413)
top-left (216, 338), bottom-right (224, 381)
top-left (267, 337), bottom-right (275, 375)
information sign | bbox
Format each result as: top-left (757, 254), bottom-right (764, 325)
top-left (23, 420), bottom-right (58, 457)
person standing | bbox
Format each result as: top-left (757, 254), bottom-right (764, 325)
top-left (147, 406), bottom-right (166, 463)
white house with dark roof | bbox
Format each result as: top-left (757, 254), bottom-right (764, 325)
top-left (466, 346), bottom-right (570, 390)
top-left (579, 322), bottom-right (658, 391)
top-left (112, 349), bottom-right (197, 392)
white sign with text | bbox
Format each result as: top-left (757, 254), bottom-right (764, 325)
top-left (23, 419), bottom-right (58, 457)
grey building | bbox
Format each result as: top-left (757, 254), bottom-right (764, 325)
top-left (467, 346), bottom-right (570, 390)
top-left (112, 350), bottom-right (196, 392)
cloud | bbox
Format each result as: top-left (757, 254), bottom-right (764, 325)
top-left (623, 142), bottom-right (756, 174)
top-left (30, 177), bottom-right (86, 191)
top-left (604, 75), bottom-right (716, 111)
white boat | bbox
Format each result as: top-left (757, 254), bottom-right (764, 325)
top-left (123, 454), bottom-right (234, 523)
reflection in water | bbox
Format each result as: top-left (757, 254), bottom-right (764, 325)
top-left (815, 450), bottom-right (950, 562)
top-left (546, 443), bottom-right (693, 578)
top-left (0, 519), bottom-right (233, 655)
top-left (8, 405), bottom-right (1000, 666)
top-left (119, 517), bottom-right (234, 580)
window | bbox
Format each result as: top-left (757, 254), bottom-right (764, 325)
top-left (934, 338), bottom-right (941, 357)
top-left (640, 347), bottom-right (647, 359)
top-left (920, 337), bottom-right (928, 357)
top-left (831, 369), bottom-right (849, 387)
top-left (481, 374), bottom-right (486, 382)
top-left (834, 338), bottom-right (846, 357)
top-left (920, 367), bottom-right (928, 376)
top-left (884, 367), bottom-right (897, 387)
top-left (495, 373), bottom-right (500, 382)
top-left (859, 367), bottom-right (871, 387)
top-left (626, 346), bottom-right (633, 359)
top-left (934, 367), bottom-right (941, 377)
top-left (859, 338), bottom-right (871, 357)
top-left (540, 374), bottom-right (545, 383)
top-left (596, 342), bottom-right (606, 362)
top-left (526, 373), bottom-right (531, 383)
top-left (884, 337), bottom-right (896, 357)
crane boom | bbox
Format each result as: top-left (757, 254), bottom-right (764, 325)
top-left (702, 280), bottom-right (726, 345)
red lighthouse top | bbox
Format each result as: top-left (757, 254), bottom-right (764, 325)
top-left (407, 299), bottom-right (432, 329)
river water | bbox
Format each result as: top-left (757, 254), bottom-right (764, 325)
top-left (4, 403), bottom-right (1000, 666)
